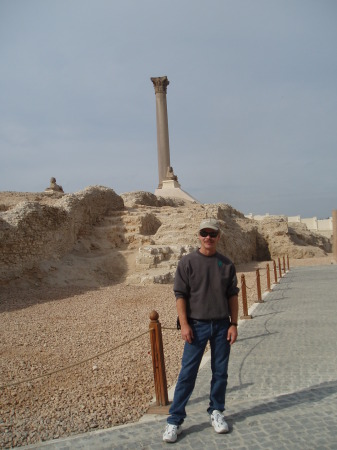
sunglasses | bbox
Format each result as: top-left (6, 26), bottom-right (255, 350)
top-left (199, 230), bottom-right (219, 238)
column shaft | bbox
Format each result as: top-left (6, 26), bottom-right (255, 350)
top-left (155, 93), bottom-right (171, 187)
top-left (151, 76), bottom-right (171, 188)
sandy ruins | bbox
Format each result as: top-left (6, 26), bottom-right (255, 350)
top-left (0, 186), bottom-right (333, 448)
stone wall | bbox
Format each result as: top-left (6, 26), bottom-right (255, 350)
top-left (0, 186), bottom-right (124, 283)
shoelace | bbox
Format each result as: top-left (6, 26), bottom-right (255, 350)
top-left (213, 413), bottom-right (224, 423)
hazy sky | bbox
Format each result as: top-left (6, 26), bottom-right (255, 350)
top-left (1, 0), bottom-right (336, 218)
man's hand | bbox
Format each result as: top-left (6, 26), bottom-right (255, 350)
top-left (181, 323), bottom-right (194, 343)
top-left (227, 325), bottom-right (238, 345)
top-left (176, 297), bottom-right (194, 343)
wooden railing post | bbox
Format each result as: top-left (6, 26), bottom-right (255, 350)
top-left (149, 311), bottom-right (169, 406)
top-left (282, 256), bottom-right (286, 273)
top-left (266, 263), bottom-right (272, 291)
top-left (278, 257), bottom-right (282, 278)
top-left (273, 260), bottom-right (278, 284)
top-left (333, 210), bottom-right (337, 263)
top-left (240, 274), bottom-right (252, 319)
top-left (256, 269), bottom-right (263, 302)
top-left (287, 255), bottom-right (290, 271)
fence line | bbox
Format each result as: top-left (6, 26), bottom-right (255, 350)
top-left (240, 256), bottom-right (290, 320)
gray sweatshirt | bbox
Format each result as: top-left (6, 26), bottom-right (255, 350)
top-left (173, 249), bottom-right (240, 320)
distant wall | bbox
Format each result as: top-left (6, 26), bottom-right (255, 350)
top-left (246, 213), bottom-right (333, 238)
top-left (0, 186), bottom-right (124, 283)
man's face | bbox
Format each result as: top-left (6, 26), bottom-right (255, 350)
top-left (198, 228), bottom-right (220, 254)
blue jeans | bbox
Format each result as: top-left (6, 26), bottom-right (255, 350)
top-left (167, 318), bottom-right (231, 425)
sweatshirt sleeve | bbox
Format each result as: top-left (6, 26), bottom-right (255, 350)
top-left (173, 259), bottom-right (190, 300)
top-left (227, 265), bottom-right (240, 298)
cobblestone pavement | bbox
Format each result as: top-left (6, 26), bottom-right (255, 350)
top-left (25, 265), bottom-right (337, 450)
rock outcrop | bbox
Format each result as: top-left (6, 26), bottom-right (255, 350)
top-left (0, 186), bottom-right (124, 284)
top-left (256, 217), bottom-right (329, 259)
top-left (0, 188), bottom-right (331, 286)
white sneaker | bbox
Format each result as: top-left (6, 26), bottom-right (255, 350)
top-left (163, 424), bottom-right (182, 443)
top-left (210, 410), bottom-right (229, 433)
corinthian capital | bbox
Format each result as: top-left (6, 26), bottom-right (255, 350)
top-left (151, 76), bottom-right (170, 94)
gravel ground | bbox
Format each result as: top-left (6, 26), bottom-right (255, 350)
top-left (0, 255), bottom-right (333, 448)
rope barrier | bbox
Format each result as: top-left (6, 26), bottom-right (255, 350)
top-left (0, 330), bottom-right (149, 389)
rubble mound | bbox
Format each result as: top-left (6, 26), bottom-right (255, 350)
top-left (257, 217), bottom-right (330, 259)
top-left (0, 188), bottom-right (331, 287)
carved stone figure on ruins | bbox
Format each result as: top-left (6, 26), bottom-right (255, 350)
top-left (45, 177), bottom-right (64, 193)
top-left (166, 166), bottom-right (178, 181)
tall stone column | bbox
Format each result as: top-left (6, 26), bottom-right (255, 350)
top-left (151, 76), bottom-right (171, 188)
top-left (333, 210), bottom-right (337, 263)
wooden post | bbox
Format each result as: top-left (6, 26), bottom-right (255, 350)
top-left (256, 269), bottom-right (263, 302)
top-left (333, 210), bottom-right (337, 263)
top-left (273, 260), bottom-right (278, 284)
top-left (266, 263), bottom-right (271, 291)
top-left (240, 274), bottom-right (252, 319)
top-left (282, 256), bottom-right (286, 273)
top-left (287, 255), bottom-right (290, 271)
top-left (278, 257), bottom-right (282, 278)
top-left (149, 311), bottom-right (169, 407)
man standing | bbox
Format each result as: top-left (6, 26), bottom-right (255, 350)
top-left (163, 218), bottom-right (239, 443)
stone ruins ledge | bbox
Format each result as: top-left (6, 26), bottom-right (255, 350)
top-left (0, 186), bottom-right (124, 283)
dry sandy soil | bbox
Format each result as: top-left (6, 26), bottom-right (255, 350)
top-left (0, 255), bottom-right (334, 448)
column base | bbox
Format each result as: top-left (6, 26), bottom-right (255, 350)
top-left (155, 181), bottom-right (199, 203)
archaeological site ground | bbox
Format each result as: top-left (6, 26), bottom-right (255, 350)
top-left (0, 186), bottom-right (333, 448)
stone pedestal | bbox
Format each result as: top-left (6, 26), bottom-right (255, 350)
top-left (154, 180), bottom-right (198, 202)
top-left (162, 179), bottom-right (181, 189)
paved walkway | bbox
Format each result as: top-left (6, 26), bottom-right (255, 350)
top-left (25, 265), bottom-right (337, 450)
